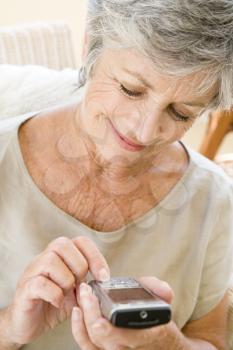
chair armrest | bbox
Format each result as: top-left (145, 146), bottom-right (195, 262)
top-left (227, 288), bottom-right (233, 349)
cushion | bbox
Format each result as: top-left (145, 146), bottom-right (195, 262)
top-left (0, 64), bottom-right (80, 118)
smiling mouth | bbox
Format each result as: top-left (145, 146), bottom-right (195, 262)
top-left (108, 119), bottom-right (146, 152)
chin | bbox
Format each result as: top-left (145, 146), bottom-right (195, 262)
top-left (96, 143), bottom-right (147, 167)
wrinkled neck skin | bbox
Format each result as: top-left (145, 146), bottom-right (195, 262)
top-left (72, 103), bottom-right (175, 195)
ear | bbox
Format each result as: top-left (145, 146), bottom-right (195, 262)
top-left (81, 30), bottom-right (89, 63)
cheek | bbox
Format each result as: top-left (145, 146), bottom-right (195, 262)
top-left (82, 83), bottom-right (190, 144)
top-left (85, 91), bottom-right (136, 137)
top-left (167, 122), bottom-right (192, 143)
top-left (80, 85), bottom-right (125, 142)
top-left (84, 83), bottom-right (122, 119)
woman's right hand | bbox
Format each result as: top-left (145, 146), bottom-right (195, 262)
top-left (2, 236), bottom-right (110, 348)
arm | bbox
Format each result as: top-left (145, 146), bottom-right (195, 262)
top-left (179, 182), bottom-right (233, 350)
top-left (0, 309), bottom-right (21, 350)
top-left (181, 291), bottom-right (229, 350)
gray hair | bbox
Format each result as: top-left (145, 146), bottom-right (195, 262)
top-left (79, 0), bottom-right (233, 111)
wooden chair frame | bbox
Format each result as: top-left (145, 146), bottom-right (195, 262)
top-left (199, 110), bottom-right (233, 160)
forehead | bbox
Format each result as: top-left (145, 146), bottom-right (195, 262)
top-left (98, 48), bottom-right (218, 105)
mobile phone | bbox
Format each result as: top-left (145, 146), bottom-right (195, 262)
top-left (88, 277), bottom-right (171, 329)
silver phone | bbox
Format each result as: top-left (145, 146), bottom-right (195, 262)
top-left (88, 277), bottom-right (171, 329)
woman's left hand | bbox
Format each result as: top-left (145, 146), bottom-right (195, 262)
top-left (71, 276), bottom-right (178, 350)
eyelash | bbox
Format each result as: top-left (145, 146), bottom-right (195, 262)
top-left (119, 84), bottom-right (191, 123)
top-left (119, 84), bottom-right (142, 98)
top-left (169, 106), bottom-right (191, 123)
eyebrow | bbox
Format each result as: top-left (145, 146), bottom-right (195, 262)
top-left (179, 101), bottom-right (206, 108)
top-left (122, 67), bottom-right (154, 90)
top-left (122, 67), bottom-right (211, 109)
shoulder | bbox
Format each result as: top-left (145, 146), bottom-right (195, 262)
top-left (0, 111), bottom-right (39, 163)
top-left (19, 103), bottom-right (78, 148)
top-left (184, 143), bottom-right (233, 196)
top-left (18, 103), bottom-right (79, 180)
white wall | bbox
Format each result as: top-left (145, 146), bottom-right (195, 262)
top-left (0, 0), bottom-right (232, 155)
top-left (0, 0), bottom-right (87, 67)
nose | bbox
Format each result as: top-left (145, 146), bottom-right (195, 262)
top-left (135, 106), bottom-right (164, 145)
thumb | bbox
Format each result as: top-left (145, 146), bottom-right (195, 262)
top-left (138, 276), bottom-right (174, 304)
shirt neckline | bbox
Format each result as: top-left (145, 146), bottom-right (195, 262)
top-left (13, 112), bottom-right (195, 240)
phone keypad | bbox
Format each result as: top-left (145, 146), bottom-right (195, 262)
top-left (100, 277), bottom-right (141, 289)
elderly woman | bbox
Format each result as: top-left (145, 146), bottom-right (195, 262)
top-left (0, 0), bottom-right (233, 349)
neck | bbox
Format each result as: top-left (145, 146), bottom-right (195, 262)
top-left (81, 131), bottom-right (154, 177)
top-left (72, 104), bottom-right (164, 194)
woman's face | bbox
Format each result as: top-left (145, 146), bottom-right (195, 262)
top-left (77, 48), bottom-right (216, 167)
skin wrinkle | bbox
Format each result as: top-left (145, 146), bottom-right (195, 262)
top-left (55, 138), bottom-right (155, 231)
top-left (43, 131), bottom-right (129, 231)
top-left (71, 49), bottom-right (209, 229)
top-left (93, 197), bottom-right (125, 232)
top-left (104, 53), bottom-right (200, 119)
top-left (43, 126), bottom-right (163, 231)
top-left (57, 133), bottom-right (85, 160)
top-left (88, 64), bottom-right (198, 142)
top-left (67, 177), bottom-right (96, 222)
top-left (9, 1), bottom-right (232, 344)
top-left (73, 116), bottom-right (171, 217)
top-left (43, 161), bottom-right (82, 195)
top-left (109, 99), bottom-right (167, 149)
top-left (87, 0), bottom-right (233, 110)
top-left (73, 113), bottom-right (158, 180)
top-left (77, 87), bottom-right (184, 174)
top-left (97, 172), bottom-right (140, 196)
top-left (80, 93), bottom-right (167, 167)
top-left (19, 48), bottom-right (217, 233)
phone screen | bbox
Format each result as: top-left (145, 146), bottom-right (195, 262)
top-left (105, 288), bottom-right (159, 304)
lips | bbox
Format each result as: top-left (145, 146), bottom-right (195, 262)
top-left (108, 119), bottom-right (146, 152)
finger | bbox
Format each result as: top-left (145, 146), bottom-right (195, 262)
top-left (91, 318), bottom-right (162, 349)
top-left (71, 307), bottom-right (99, 350)
top-left (84, 277), bottom-right (172, 350)
top-left (78, 283), bottom-right (145, 350)
top-left (78, 282), bottom-right (138, 348)
top-left (78, 283), bottom-right (110, 348)
top-left (16, 275), bottom-right (64, 310)
top-left (138, 276), bottom-right (174, 304)
top-left (73, 236), bottom-right (110, 282)
top-left (60, 288), bottom-right (77, 316)
top-left (46, 236), bottom-right (89, 281)
top-left (83, 275), bottom-right (173, 350)
top-left (79, 283), bottom-right (102, 326)
top-left (22, 250), bottom-right (76, 294)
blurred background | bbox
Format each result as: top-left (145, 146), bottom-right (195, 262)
top-left (0, 0), bottom-right (87, 67)
top-left (0, 0), bottom-right (232, 155)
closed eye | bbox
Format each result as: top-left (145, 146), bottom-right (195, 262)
top-left (120, 83), bottom-right (194, 123)
top-left (169, 105), bottom-right (195, 123)
top-left (119, 84), bottom-right (143, 98)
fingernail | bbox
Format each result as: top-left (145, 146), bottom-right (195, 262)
top-left (80, 283), bottom-right (91, 297)
top-left (72, 307), bottom-right (81, 322)
top-left (98, 268), bottom-right (110, 282)
top-left (161, 281), bottom-right (173, 294)
top-left (162, 281), bottom-right (170, 288)
top-left (156, 282), bottom-right (174, 302)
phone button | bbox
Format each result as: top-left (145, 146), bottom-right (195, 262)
top-left (140, 310), bottom-right (148, 319)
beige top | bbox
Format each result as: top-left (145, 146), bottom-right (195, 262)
top-left (0, 111), bottom-right (233, 350)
